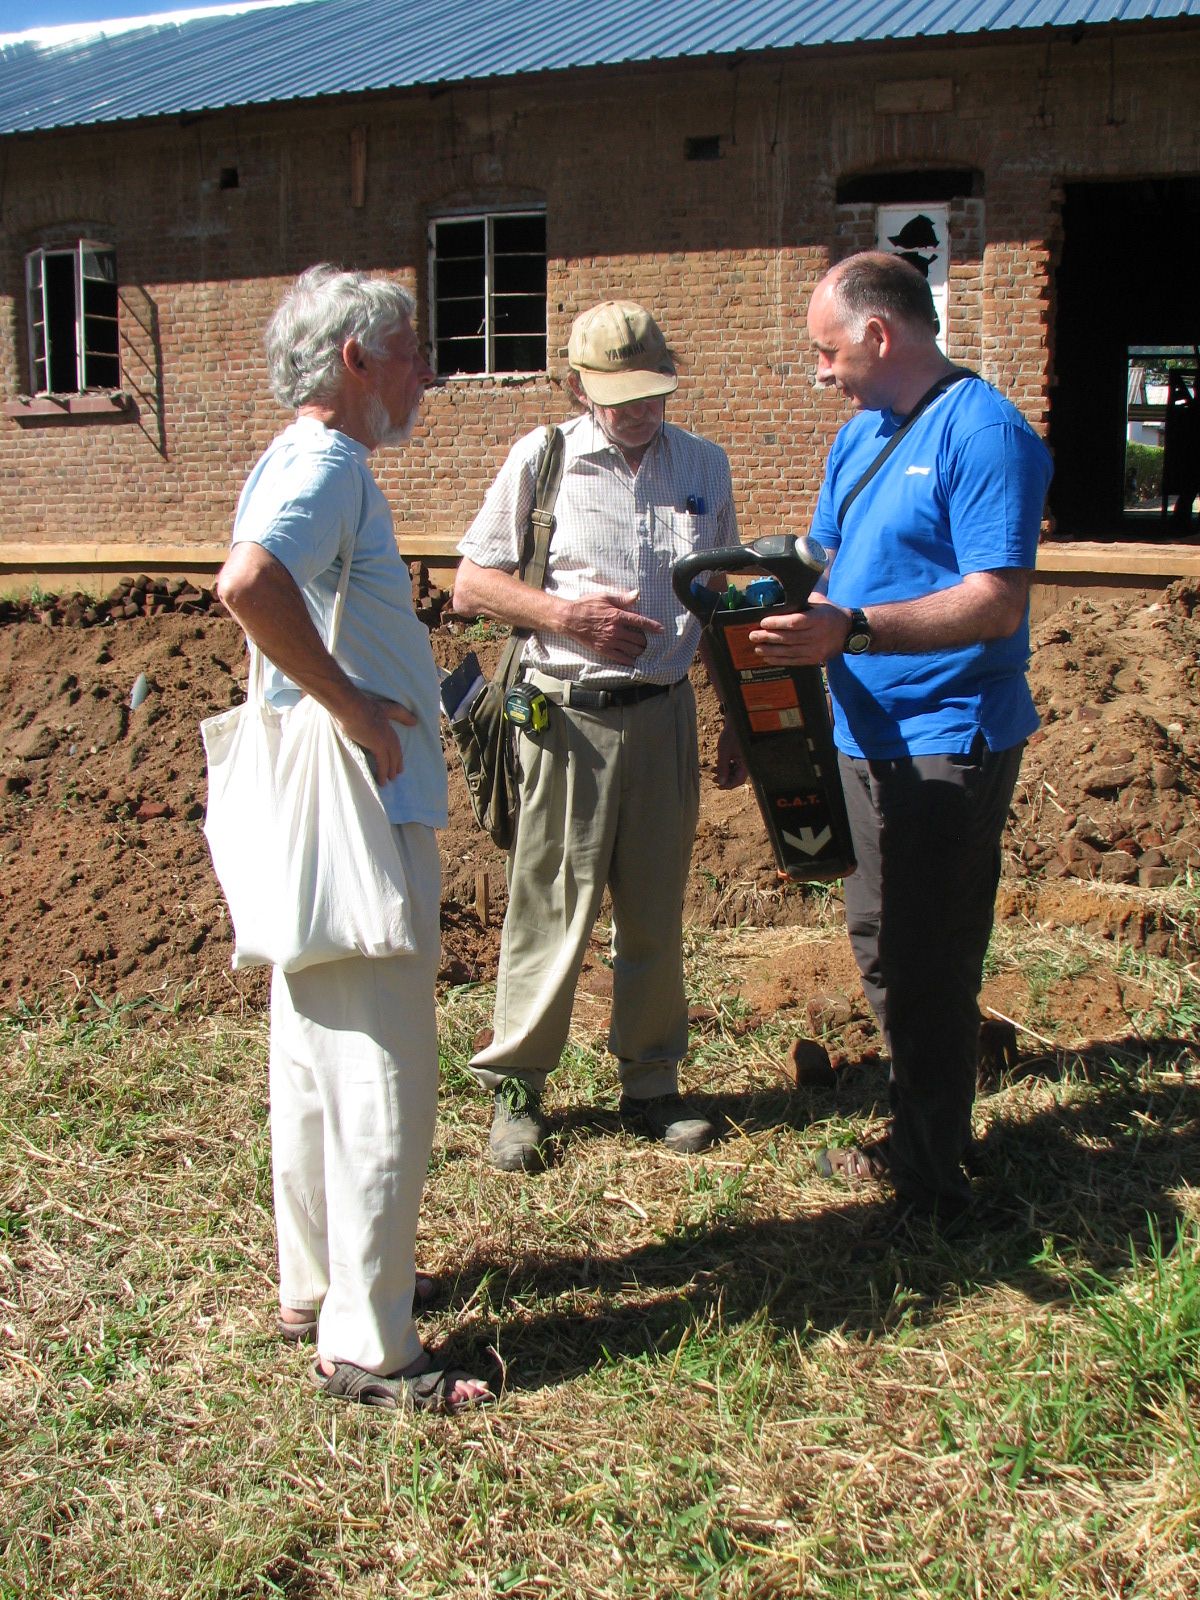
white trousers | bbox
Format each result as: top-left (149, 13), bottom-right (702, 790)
top-left (269, 822), bottom-right (440, 1376)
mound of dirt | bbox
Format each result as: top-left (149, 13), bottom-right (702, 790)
top-left (0, 572), bottom-right (1196, 1017)
top-left (1011, 583), bottom-right (1200, 953)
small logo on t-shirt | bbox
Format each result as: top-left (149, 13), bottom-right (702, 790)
top-left (905, 465), bottom-right (932, 476)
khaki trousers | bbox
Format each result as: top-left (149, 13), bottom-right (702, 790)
top-left (269, 823), bottom-right (440, 1376)
top-left (471, 676), bottom-right (700, 1099)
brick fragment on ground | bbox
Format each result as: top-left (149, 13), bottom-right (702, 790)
top-left (789, 1038), bottom-right (837, 1088)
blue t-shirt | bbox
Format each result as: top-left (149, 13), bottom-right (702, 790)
top-left (232, 417), bottom-right (448, 828)
top-left (811, 376), bottom-right (1052, 760)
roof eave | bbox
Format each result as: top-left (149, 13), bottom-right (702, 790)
top-left (2, 15), bottom-right (1197, 140)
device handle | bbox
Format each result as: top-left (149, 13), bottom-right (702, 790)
top-left (672, 533), bottom-right (827, 616)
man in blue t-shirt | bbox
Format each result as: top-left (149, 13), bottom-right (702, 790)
top-left (752, 252), bottom-right (1052, 1225)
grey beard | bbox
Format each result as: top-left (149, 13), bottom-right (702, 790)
top-left (365, 393), bottom-right (418, 449)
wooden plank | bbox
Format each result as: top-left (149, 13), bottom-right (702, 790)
top-left (0, 534), bottom-right (464, 569)
top-left (399, 535), bottom-right (462, 560)
top-left (3, 537), bottom-right (1197, 579)
top-left (1035, 541), bottom-right (1200, 578)
top-left (0, 542), bottom-right (229, 567)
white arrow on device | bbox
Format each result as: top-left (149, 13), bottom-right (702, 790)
top-left (781, 826), bottom-right (832, 855)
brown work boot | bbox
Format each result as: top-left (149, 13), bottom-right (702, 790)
top-left (488, 1077), bottom-right (547, 1172)
top-left (619, 1093), bottom-right (715, 1154)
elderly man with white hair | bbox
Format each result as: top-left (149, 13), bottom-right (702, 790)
top-left (217, 264), bottom-right (492, 1412)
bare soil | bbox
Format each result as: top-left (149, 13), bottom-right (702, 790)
top-left (1, 572), bottom-right (1197, 1036)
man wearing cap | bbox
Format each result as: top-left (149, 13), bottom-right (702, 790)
top-left (453, 300), bottom-right (743, 1171)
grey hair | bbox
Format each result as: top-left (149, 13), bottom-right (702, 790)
top-left (265, 263), bottom-right (416, 409)
top-left (829, 252), bottom-right (939, 342)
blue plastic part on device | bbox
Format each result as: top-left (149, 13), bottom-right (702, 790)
top-left (743, 577), bottom-right (786, 609)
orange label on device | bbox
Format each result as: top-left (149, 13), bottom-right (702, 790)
top-left (724, 623), bottom-right (763, 671)
top-left (739, 676), bottom-right (804, 734)
top-left (742, 679), bottom-right (799, 711)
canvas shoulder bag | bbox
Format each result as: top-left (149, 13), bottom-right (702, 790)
top-left (201, 500), bottom-right (417, 972)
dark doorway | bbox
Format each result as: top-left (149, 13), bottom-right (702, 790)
top-left (1049, 177), bottom-right (1200, 538)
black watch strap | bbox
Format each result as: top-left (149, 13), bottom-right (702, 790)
top-left (844, 607), bottom-right (872, 655)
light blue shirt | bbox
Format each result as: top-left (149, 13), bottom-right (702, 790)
top-left (232, 416), bottom-right (448, 827)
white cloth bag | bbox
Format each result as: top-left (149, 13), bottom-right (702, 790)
top-left (200, 553), bottom-right (416, 973)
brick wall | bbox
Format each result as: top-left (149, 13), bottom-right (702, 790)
top-left (0, 23), bottom-right (1196, 554)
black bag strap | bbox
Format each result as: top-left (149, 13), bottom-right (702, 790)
top-left (836, 367), bottom-right (975, 531)
top-left (518, 424), bottom-right (566, 589)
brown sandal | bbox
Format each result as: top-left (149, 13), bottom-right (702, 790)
top-left (309, 1356), bottom-right (494, 1414)
top-left (814, 1139), bottom-right (891, 1185)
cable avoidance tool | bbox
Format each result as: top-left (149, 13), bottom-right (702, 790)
top-left (673, 534), bottom-right (855, 882)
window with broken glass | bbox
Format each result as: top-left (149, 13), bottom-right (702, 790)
top-left (428, 211), bottom-right (546, 377)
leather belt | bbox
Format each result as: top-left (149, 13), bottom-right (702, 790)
top-left (526, 673), bottom-right (680, 711)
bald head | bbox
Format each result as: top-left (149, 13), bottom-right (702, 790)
top-left (807, 251), bottom-right (952, 414)
top-left (823, 251), bottom-right (940, 344)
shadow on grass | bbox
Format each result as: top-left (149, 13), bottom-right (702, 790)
top-left (536, 1053), bottom-right (893, 1150)
top-left (443, 1033), bottom-right (1199, 1392)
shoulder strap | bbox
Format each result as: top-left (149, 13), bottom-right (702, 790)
top-left (518, 424), bottom-right (565, 591)
top-left (836, 367), bottom-right (975, 532)
top-left (326, 460), bottom-right (367, 655)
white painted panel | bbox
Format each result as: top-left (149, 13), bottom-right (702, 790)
top-left (876, 203), bottom-right (949, 355)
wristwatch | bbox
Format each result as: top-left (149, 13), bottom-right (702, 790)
top-left (844, 607), bottom-right (873, 655)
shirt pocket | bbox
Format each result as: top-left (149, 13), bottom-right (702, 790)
top-left (651, 506), bottom-right (711, 560)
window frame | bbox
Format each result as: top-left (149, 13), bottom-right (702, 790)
top-left (24, 238), bottom-right (120, 396)
top-left (427, 207), bottom-right (547, 380)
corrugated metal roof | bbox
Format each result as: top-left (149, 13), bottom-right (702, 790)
top-left (1, 0), bottom-right (1197, 135)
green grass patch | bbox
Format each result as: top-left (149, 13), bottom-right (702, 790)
top-left (1, 921), bottom-right (1197, 1597)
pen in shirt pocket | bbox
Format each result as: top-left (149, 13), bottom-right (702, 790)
top-left (684, 494), bottom-right (706, 514)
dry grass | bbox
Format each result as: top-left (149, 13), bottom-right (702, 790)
top-left (1, 910), bottom-right (1198, 1598)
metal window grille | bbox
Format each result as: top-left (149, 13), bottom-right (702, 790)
top-left (25, 241), bottom-right (120, 394)
top-left (429, 210), bottom-right (546, 377)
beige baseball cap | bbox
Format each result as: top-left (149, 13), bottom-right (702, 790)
top-left (567, 300), bottom-right (678, 405)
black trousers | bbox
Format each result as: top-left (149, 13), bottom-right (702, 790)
top-left (838, 740), bottom-right (1025, 1212)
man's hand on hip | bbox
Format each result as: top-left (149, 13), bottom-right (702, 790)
top-left (565, 591), bottom-right (664, 665)
top-left (338, 694), bottom-right (417, 786)
top-left (217, 543), bottom-right (419, 786)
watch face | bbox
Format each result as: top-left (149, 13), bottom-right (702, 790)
top-left (845, 610), bottom-right (871, 654)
